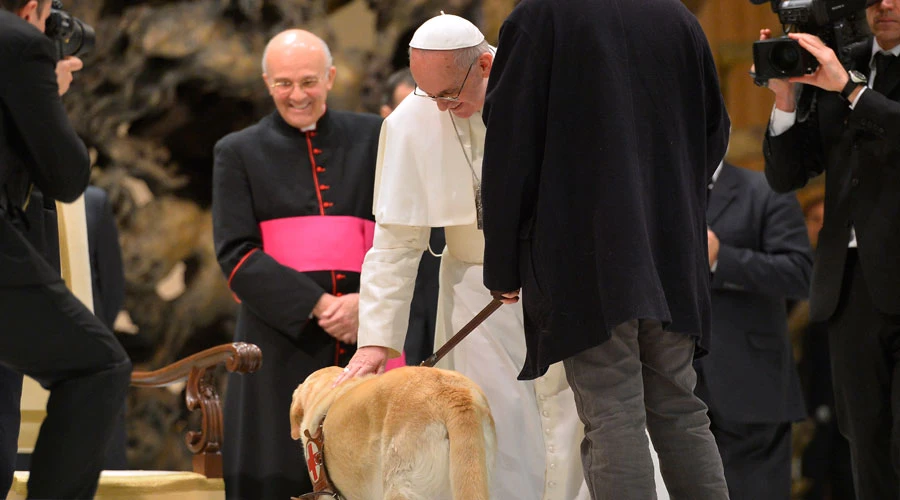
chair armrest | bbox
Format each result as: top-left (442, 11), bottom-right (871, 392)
top-left (130, 342), bottom-right (262, 478)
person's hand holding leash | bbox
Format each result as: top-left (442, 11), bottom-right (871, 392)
top-left (492, 290), bottom-right (519, 305)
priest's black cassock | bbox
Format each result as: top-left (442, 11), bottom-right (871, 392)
top-left (212, 109), bottom-right (382, 500)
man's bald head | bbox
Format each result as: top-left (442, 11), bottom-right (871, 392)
top-left (262, 29), bottom-right (333, 74)
top-left (261, 29), bottom-right (336, 130)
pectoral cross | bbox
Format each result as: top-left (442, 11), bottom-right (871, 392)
top-left (474, 181), bottom-right (483, 230)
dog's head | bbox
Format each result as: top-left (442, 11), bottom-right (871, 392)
top-left (289, 366), bottom-right (346, 441)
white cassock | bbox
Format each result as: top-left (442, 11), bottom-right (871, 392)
top-left (358, 94), bottom-right (588, 500)
top-left (358, 94), bottom-right (672, 500)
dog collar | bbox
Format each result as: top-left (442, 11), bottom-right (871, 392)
top-left (294, 420), bottom-right (343, 500)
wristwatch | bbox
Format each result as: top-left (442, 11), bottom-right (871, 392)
top-left (840, 70), bottom-right (867, 101)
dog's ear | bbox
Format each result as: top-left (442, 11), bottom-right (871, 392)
top-left (289, 384), bottom-right (305, 441)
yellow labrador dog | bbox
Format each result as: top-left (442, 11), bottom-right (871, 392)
top-left (290, 365), bottom-right (496, 500)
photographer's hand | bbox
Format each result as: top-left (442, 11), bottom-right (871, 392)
top-left (787, 33), bottom-right (849, 93)
top-left (757, 29), bottom-right (799, 112)
top-left (56, 56), bottom-right (83, 96)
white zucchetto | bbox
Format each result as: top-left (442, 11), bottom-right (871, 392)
top-left (408, 13), bottom-right (485, 50)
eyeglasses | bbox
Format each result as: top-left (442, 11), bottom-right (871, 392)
top-left (269, 76), bottom-right (323, 95)
top-left (413, 56), bottom-right (478, 102)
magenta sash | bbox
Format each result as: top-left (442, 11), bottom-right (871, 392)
top-left (260, 216), bottom-right (375, 273)
top-left (385, 352), bottom-right (407, 371)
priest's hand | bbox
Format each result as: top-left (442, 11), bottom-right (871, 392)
top-left (492, 290), bottom-right (520, 305)
top-left (333, 346), bottom-right (387, 386)
top-left (316, 293), bottom-right (359, 344)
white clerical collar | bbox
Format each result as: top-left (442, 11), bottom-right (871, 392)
top-left (301, 106), bottom-right (328, 132)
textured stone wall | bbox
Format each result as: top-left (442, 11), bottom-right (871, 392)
top-left (63, 0), bottom-right (478, 470)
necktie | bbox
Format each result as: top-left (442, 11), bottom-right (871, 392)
top-left (873, 52), bottom-right (897, 94)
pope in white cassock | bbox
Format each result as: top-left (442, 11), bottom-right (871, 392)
top-left (336, 13), bottom-right (667, 500)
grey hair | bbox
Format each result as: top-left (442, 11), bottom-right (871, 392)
top-left (452, 40), bottom-right (493, 69)
top-left (261, 33), bottom-right (334, 74)
top-left (407, 40), bottom-right (494, 70)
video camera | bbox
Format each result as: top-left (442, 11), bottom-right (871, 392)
top-left (751, 0), bottom-right (876, 85)
top-left (45, 0), bottom-right (95, 60)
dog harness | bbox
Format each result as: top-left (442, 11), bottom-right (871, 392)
top-left (293, 420), bottom-right (343, 500)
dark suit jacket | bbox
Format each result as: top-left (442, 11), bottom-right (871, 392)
top-left (84, 186), bottom-right (125, 330)
top-left (764, 38), bottom-right (900, 320)
top-left (695, 163), bottom-right (811, 423)
top-left (482, 0), bottom-right (730, 379)
top-left (0, 9), bottom-right (91, 287)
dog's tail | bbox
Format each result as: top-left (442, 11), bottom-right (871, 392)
top-left (444, 384), bottom-right (496, 500)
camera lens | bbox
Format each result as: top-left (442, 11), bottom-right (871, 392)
top-left (66, 19), bottom-right (96, 57)
top-left (770, 43), bottom-right (800, 74)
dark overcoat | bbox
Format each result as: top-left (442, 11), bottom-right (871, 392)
top-left (482, 0), bottom-right (730, 378)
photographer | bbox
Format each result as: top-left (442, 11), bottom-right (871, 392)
top-left (760, 1), bottom-right (900, 498)
top-left (0, 0), bottom-right (132, 498)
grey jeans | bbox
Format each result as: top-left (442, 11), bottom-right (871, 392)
top-left (563, 319), bottom-right (729, 500)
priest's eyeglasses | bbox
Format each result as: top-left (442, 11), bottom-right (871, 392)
top-left (269, 76), bottom-right (321, 95)
top-left (413, 56), bottom-right (478, 102)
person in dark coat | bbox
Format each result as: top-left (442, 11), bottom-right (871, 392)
top-left (480, 0), bottom-right (731, 497)
top-left (0, 0), bottom-right (132, 497)
top-left (760, 1), bottom-right (900, 496)
top-left (695, 161), bottom-right (812, 499)
top-left (0, 185), bottom-right (129, 483)
top-left (84, 186), bottom-right (125, 334)
top-left (84, 185), bottom-right (129, 470)
top-left (212, 29), bottom-right (381, 500)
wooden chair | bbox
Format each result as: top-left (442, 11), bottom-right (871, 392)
top-left (8, 342), bottom-right (262, 500)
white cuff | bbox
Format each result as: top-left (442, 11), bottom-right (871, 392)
top-left (357, 223), bottom-right (431, 356)
top-left (849, 86), bottom-right (866, 110)
top-left (769, 105), bottom-right (797, 136)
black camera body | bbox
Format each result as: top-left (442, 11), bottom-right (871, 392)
top-left (754, 37), bottom-right (820, 81)
top-left (44, 0), bottom-right (95, 60)
top-left (752, 0), bottom-right (872, 84)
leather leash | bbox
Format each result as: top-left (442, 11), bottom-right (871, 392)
top-left (420, 297), bottom-right (504, 368)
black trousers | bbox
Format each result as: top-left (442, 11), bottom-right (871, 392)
top-left (0, 281), bottom-right (131, 499)
top-left (709, 414), bottom-right (792, 500)
top-left (828, 250), bottom-right (900, 500)
top-left (403, 227), bottom-right (443, 365)
top-left (0, 365), bottom-right (22, 495)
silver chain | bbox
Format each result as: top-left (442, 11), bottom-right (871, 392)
top-left (448, 114), bottom-right (484, 229)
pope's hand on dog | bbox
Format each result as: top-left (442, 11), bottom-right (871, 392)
top-left (333, 346), bottom-right (388, 386)
top-left (316, 293), bottom-right (359, 344)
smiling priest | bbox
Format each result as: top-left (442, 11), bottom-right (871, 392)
top-left (211, 29), bottom-right (382, 500)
